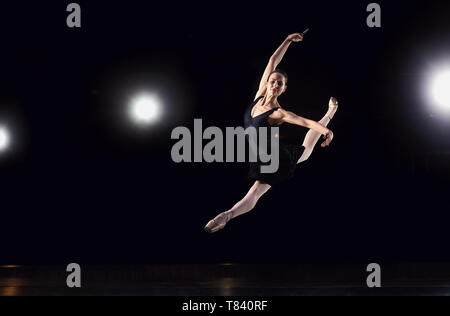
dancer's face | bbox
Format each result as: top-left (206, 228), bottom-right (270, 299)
top-left (267, 73), bottom-right (287, 97)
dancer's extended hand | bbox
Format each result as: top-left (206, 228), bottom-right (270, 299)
top-left (286, 29), bottom-right (309, 42)
top-left (321, 130), bottom-right (334, 147)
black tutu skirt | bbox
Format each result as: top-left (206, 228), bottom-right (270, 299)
top-left (248, 142), bottom-right (306, 186)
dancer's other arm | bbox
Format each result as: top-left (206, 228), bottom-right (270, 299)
top-left (279, 109), bottom-right (334, 147)
top-left (255, 31), bottom-right (309, 99)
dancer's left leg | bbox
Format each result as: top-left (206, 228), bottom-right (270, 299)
top-left (227, 181), bottom-right (271, 219)
top-left (204, 181), bottom-right (271, 233)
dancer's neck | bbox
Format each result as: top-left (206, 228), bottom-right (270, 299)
top-left (263, 95), bottom-right (279, 108)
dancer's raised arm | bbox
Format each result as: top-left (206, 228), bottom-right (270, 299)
top-left (255, 31), bottom-right (308, 99)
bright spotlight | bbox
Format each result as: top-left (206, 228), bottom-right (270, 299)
top-left (129, 95), bottom-right (161, 125)
top-left (430, 69), bottom-right (450, 113)
top-left (0, 127), bottom-right (10, 152)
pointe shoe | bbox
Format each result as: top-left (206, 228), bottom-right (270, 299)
top-left (204, 212), bottom-right (232, 234)
top-left (329, 97), bottom-right (339, 109)
top-left (327, 97), bottom-right (339, 120)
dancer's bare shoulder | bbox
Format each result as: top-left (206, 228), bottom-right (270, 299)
top-left (273, 108), bottom-right (297, 120)
top-left (268, 107), bottom-right (289, 126)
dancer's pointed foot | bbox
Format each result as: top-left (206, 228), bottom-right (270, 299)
top-left (327, 97), bottom-right (339, 121)
top-left (204, 211), bottom-right (233, 234)
top-left (329, 97), bottom-right (339, 108)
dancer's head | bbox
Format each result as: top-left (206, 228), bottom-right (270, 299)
top-left (267, 69), bottom-right (288, 97)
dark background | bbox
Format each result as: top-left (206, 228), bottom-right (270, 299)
top-left (0, 0), bottom-right (449, 264)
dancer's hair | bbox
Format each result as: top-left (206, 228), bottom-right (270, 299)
top-left (269, 69), bottom-right (288, 84)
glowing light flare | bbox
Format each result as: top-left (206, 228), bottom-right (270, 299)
top-left (0, 127), bottom-right (10, 152)
top-left (129, 95), bottom-right (161, 125)
top-left (429, 69), bottom-right (450, 113)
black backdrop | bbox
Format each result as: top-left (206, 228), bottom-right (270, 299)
top-left (0, 0), bottom-right (449, 264)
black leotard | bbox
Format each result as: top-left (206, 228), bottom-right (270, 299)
top-left (244, 96), bottom-right (306, 186)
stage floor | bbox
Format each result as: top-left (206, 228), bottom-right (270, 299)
top-left (1, 263), bottom-right (450, 296)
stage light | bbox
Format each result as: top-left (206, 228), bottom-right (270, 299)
top-left (129, 94), bottom-right (161, 125)
top-left (429, 69), bottom-right (450, 113)
top-left (0, 126), bottom-right (10, 152)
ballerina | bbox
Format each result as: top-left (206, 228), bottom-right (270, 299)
top-left (205, 31), bottom-right (338, 233)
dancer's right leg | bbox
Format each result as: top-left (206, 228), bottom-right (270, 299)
top-left (297, 97), bottom-right (338, 164)
top-left (204, 181), bottom-right (271, 233)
